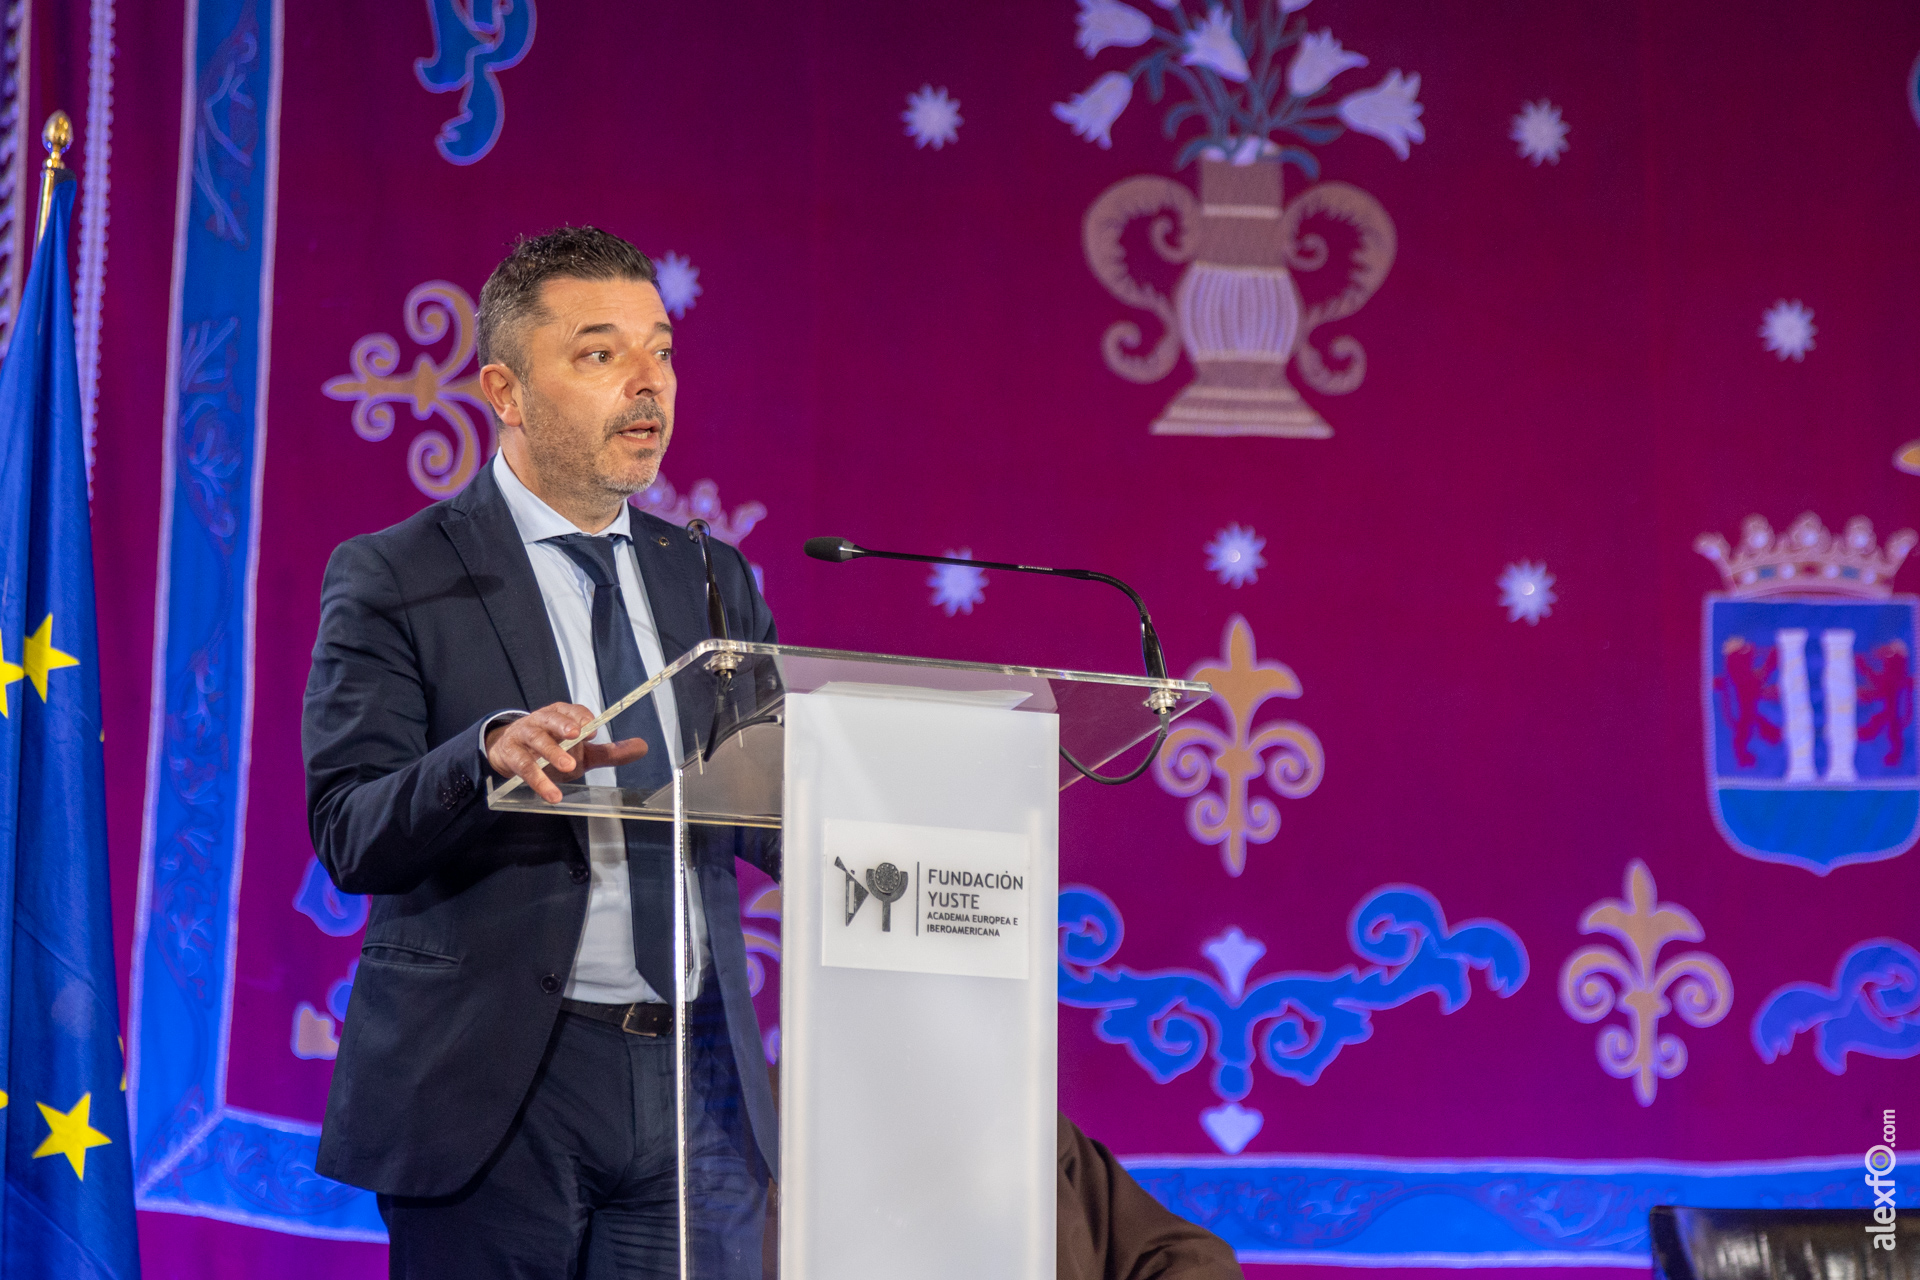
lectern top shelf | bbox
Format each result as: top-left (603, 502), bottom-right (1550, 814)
top-left (486, 640), bottom-right (1213, 826)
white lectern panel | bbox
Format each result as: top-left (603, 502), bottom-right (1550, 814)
top-left (781, 691), bottom-right (1057, 1280)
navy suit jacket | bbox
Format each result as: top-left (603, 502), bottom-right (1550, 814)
top-left (302, 462), bottom-right (779, 1197)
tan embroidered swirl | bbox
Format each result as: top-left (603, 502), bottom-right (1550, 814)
top-left (1278, 183), bottom-right (1396, 396)
top-left (324, 280), bottom-right (492, 500)
top-left (1082, 175), bottom-right (1200, 385)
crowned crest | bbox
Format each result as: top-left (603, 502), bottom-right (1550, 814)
top-left (1696, 513), bottom-right (1919, 874)
top-left (1694, 513), bottom-right (1916, 600)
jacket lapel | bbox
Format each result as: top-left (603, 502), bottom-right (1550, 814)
top-left (629, 516), bottom-right (711, 666)
top-left (442, 462), bottom-right (572, 712)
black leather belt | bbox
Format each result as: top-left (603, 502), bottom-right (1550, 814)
top-left (560, 998), bottom-right (674, 1037)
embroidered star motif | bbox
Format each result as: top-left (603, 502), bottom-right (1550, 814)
top-left (21, 614), bottom-right (80, 701)
top-left (33, 1092), bottom-right (112, 1179)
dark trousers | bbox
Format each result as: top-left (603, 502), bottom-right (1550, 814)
top-left (381, 979), bottom-right (767, 1279)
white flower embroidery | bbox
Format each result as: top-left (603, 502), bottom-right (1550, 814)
top-left (654, 252), bottom-right (702, 319)
top-left (1076, 0), bottom-right (1153, 57)
top-left (929, 550), bottom-right (988, 616)
top-left (1337, 69), bottom-right (1425, 159)
top-left (1498, 561), bottom-right (1557, 625)
top-left (1053, 71), bottom-right (1135, 149)
top-left (1281, 0), bottom-right (1313, 10)
top-left (1181, 6), bottom-right (1250, 83)
top-left (902, 84), bottom-right (963, 150)
top-left (1759, 299), bottom-right (1817, 362)
top-left (1206, 523), bottom-right (1268, 588)
top-left (1287, 29), bottom-right (1367, 99)
top-left (1511, 99), bottom-right (1569, 166)
top-left (1230, 136), bottom-right (1272, 164)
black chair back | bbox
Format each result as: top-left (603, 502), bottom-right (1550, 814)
top-left (1651, 1207), bottom-right (1915, 1280)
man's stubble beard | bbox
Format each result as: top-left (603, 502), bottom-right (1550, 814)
top-left (521, 389), bottom-right (671, 503)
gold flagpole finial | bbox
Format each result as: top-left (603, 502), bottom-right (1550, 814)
top-left (36, 110), bottom-right (76, 246)
top-left (43, 110), bottom-right (73, 165)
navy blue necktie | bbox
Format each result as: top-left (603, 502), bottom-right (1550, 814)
top-left (547, 532), bottom-right (676, 999)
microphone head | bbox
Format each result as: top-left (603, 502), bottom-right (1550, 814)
top-left (803, 536), bottom-right (862, 563)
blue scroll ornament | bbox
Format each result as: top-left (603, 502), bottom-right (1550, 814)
top-left (1752, 938), bottom-right (1920, 1072)
top-left (293, 855), bottom-right (369, 937)
top-left (328, 961), bottom-right (358, 1023)
top-left (1059, 885), bottom-right (1528, 1106)
top-left (415, 0), bottom-right (538, 166)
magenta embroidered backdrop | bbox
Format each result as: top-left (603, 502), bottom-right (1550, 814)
top-left (51, 0), bottom-right (1920, 1275)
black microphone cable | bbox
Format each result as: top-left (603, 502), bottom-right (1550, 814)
top-left (802, 537), bottom-right (1177, 785)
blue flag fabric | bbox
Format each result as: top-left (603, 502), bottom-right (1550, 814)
top-left (0, 177), bottom-right (141, 1277)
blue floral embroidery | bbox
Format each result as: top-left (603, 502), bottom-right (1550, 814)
top-left (1059, 883), bottom-right (1527, 1100)
top-left (1753, 938), bottom-right (1920, 1072)
top-left (416, 0), bottom-right (537, 165)
top-left (293, 855), bottom-right (368, 937)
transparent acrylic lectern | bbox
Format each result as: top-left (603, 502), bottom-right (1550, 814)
top-left (487, 640), bottom-right (1210, 1280)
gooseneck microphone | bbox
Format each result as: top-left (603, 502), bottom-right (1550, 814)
top-left (802, 536), bottom-right (1175, 784)
top-left (687, 519), bottom-right (747, 763)
top-left (688, 519), bottom-right (733, 643)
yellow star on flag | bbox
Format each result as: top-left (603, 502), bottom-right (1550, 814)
top-left (0, 625), bottom-right (23, 718)
top-left (22, 614), bottom-right (80, 701)
top-left (33, 1092), bottom-right (112, 1179)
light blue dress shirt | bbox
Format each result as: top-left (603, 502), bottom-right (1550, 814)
top-left (489, 450), bottom-right (707, 1002)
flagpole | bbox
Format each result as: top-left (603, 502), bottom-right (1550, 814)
top-left (36, 109), bottom-right (74, 246)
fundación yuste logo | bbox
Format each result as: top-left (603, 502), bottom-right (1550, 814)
top-left (820, 819), bottom-right (1034, 981)
top-left (832, 859), bottom-right (1026, 938)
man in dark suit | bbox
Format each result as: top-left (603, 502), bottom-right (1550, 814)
top-left (303, 226), bottom-right (775, 1279)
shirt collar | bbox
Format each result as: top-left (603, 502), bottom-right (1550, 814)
top-left (491, 451), bottom-right (634, 546)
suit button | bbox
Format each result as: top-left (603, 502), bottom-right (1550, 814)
top-left (540, 974), bottom-right (561, 995)
top-left (570, 864), bottom-right (589, 884)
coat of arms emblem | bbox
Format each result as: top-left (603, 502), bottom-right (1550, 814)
top-left (1696, 514), bottom-right (1919, 873)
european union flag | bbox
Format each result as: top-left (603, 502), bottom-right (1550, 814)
top-left (0, 173), bottom-right (141, 1275)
